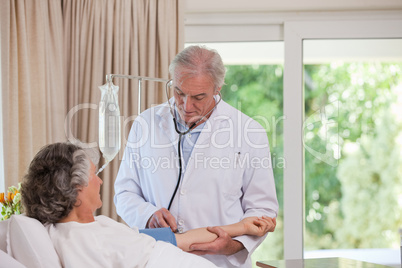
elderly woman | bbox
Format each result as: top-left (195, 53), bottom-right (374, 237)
top-left (21, 142), bottom-right (275, 267)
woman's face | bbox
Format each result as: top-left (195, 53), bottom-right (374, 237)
top-left (80, 162), bottom-right (103, 212)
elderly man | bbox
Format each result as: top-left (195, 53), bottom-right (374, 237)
top-left (114, 45), bottom-right (278, 268)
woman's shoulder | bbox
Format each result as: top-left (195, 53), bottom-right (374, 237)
top-left (95, 215), bottom-right (139, 232)
top-left (95, 215), bottom-right (113, 222)
top-left (95, 215), bottom-right (118, 226)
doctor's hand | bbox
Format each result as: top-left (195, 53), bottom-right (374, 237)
top-left (189, 226), bottom-right (244, 256)
top-left (147, 208), bottom-right (177, 232)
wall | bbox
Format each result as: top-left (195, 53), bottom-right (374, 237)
top-left (184, 0), bottom-right (402, 13)
top-left (183, 0), bottom-right (402, 43)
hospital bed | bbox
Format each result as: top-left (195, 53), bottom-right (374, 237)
top-left (0, 214), bottom-right (214, 268)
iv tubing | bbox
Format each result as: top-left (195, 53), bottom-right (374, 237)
top-left (96, 160), bottom-right (109, 175)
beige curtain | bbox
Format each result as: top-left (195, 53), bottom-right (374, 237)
top-left (1, 0), bottom-right (183, 221)
top-left (1, 1), bottom-right (66, 189)
top-left (62, 0), bottom-right (183, 220)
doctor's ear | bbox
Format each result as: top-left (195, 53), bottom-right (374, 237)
top-left (214, 87), bottom-right (222, 95)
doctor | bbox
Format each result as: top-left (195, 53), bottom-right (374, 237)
top-left (114, 45), bottom-right (279, 268)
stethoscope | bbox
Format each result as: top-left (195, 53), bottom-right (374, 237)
top-left (164, 80), bottom-right (222, 210)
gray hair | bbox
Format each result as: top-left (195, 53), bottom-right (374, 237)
top-left (21, 142), bottom-right (98, 224)
top-left (169, 45), bottom-right (226, 90)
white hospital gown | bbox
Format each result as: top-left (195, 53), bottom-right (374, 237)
top-left (46, 215), bottom-right (217, 268)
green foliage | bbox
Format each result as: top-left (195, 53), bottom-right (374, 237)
top-left (303, 62), bottom-right (402, 251)
top-left (336, 105), bottom-right (402, 248)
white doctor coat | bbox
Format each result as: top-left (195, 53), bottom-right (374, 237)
top-left (114, 99), bottom-right (279, 268)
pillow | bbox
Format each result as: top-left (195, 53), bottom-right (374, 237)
top-left (7, 214), bottom-right (61, 268)
top-left (0, 249), bottom-right (27, 268)
top-left (0, 219), bottom-right (9, 252)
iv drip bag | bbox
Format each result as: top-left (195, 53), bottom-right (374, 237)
top-left (99, 82), bottom-right (121, 163)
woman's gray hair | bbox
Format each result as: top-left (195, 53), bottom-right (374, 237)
top-left (21, 142), bottom-right (98, 224)
top-left (169, 45), bottom-right (226, 90)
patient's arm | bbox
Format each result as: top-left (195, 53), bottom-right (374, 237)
top-left (175, 216), bottom-right (276, 252)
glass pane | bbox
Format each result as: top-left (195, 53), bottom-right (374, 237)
top-left (185, 42), bottom-right (285, 264)
top-left (303, 39), bottom-right (402, 267)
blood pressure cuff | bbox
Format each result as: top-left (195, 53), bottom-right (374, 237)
top-left (139, 227), bottom-right (177, 246)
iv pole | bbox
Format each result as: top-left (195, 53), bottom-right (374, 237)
top-left (105, 74), bottom-right (170, 115)
top-left (97, 74), bottom-right (170, 175)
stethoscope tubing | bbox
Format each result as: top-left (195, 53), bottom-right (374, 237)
top-left (165, 79), bottom-right (221, 211)
top-left (167, 119), bottom-right (195, 211)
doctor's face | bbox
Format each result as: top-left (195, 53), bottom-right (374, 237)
top-left (173, 73), bottom-right (220, 126)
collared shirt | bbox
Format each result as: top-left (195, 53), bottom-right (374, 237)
top-left (175, 109), bottom-right (206, 168)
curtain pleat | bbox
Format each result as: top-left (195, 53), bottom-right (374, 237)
top-left (1, 0), bottom-right (66, 189)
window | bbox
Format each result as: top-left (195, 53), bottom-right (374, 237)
top-left (283, 20), bottom-right (402, 266)
top-left (303, 39), bottom-right (402, 265)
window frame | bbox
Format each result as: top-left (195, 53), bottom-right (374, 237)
top-left (283, 19), bottom-right (402, 259)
